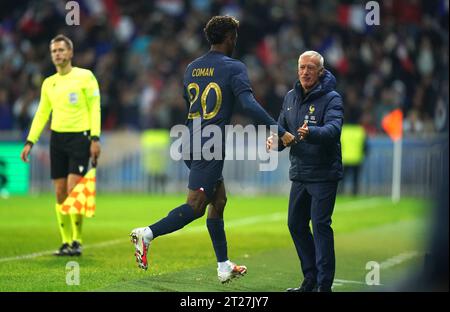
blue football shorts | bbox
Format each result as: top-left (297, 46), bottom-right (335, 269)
top-left (184, 158), bottom-right (224, 200)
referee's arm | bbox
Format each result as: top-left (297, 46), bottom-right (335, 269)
top-left (27, 81), bottom-right (52, 145)
top-left (21, 81), bottom-right (52, 162)
top-left (86, 72), bottom-right (101, 165)
top-left (86, 73), bottom-right (101, 138)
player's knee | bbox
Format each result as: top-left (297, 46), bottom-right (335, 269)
top-left (216, 196), bottom-right (227, 210)
top-left (196, 207), bottom-right (207, 218)
top-left (190, 203), bottom-right (207, 218)
top-left (209, 192), bottom-right (227, 218)
top-left (187, 192), bottom-right (209, 218)
top-left (208, 204), bottom-right (221, 219)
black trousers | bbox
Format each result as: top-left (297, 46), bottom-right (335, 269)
top-left (288, 181), bottom-right (338, 288)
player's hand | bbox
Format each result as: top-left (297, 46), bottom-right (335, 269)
top-left (297, 121), bottom-right (309, 140)
top-left (266, 133), bottom-right (278, 151)
top-left (20, 143), bottom-right (32, 163)
top-left (90, 141), bottom-right (101, 167)
top-left (280, 131), bottom-right (296, 147)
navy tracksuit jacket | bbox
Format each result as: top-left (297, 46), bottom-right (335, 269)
top-left (278, 70), bottom-right (344, 288)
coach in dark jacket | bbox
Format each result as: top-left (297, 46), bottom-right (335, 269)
top-left (267, 51), bottom-right (343, 292)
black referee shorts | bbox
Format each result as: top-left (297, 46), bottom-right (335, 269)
top-left (50, 130), bottom-right (91, 179)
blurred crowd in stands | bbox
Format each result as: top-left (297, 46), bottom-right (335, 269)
top-left (0, 0), bottom-right (448, 138)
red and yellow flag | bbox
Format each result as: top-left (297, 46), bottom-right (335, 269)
top-left (61, 168), bottom-right (96, 218)
top-left (382, 109), bottom-right (403, 142)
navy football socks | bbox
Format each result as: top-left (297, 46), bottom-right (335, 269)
top-left (149, 204), bottom-right (197, 239)
top-left (206, 218), bottom-right (228, 262)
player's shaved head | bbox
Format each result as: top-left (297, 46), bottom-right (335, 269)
top-left (204, 16), bottom-right (239, 45)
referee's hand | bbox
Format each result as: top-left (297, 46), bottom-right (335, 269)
top-left (90, 141), bottom-right (101, 167)
top-left (20, 143), bottom-right (32, 163)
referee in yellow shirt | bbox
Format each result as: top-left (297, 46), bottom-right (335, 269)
top-left (20, 34), bottom-right (101, 256)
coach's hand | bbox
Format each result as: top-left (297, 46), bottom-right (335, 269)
top-left (281, 131), bottom-right (296, 147)
top-left (20, 143), bottom-right (33, 163)
top-left (297, 121), bottom-right (309, 140)
top-left (90, 141), bottom-right (101, 166)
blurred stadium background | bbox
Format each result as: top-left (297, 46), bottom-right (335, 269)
top-left (0, 0), bottom-right (448, 292)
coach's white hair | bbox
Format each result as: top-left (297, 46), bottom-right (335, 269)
top-left (299, 51), bottom-right (324, 69)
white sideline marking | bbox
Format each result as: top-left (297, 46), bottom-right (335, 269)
top-left (0, 198), bottom-right (397, 263)
top-left (331, 279), bottom-right (380, 288)
top-left (380, 251), bottom-right (419, 269)
top-left (334, 279), bottom-right (366, 285)
top-left (0, 239), bottom-right (124, 263)
top-left (0, 250), bottom-right (53, 262)
top-left (336, 197), bottom-right (386, 212)
top-left (332, 251), bottom-right (420, 288)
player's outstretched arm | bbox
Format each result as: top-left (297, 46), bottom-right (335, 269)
top-left (266, 132), bottom-right (296, 151)
top-left (280, 132), bottom-right (296, 146)
top-left (237, 91), bottom-right (286, 136)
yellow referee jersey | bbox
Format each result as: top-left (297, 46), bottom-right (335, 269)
top-left (27, 67), bottom-right (101, 144)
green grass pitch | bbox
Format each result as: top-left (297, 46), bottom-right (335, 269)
top-left (0, 194), bottom-right (429, 292)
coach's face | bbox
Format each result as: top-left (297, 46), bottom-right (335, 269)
top-left (298, 55), bottom-right (322, 92)
top-left (50, 41), bottom-right (73, 68)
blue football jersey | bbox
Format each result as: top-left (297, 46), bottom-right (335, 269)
top-left (183, 51), bottom-right (252, 154)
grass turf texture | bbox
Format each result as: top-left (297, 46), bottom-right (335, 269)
top-left (0, 194), bottom-right (429, 292)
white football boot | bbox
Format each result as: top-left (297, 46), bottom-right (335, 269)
top-left (218, 261), bottom-right (247, 283)
top-left (130, 227), bottom-right (150, 270)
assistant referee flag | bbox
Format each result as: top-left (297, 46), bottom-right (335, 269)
top-left (61, 168), bottom-right (96, 218)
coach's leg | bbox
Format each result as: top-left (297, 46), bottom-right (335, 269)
top-left (54, 178), bottom-right (71, 245)
top-left (309, 182), bottom-right (338, 291)
top-left (287, 181), bottom-right (317, 283)
top-left (68, 174), bottom-right (84, 244)
top-left (148, 189), bottom-right (209, 239)
top-left (207, 181), bottom-right (228, 262)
